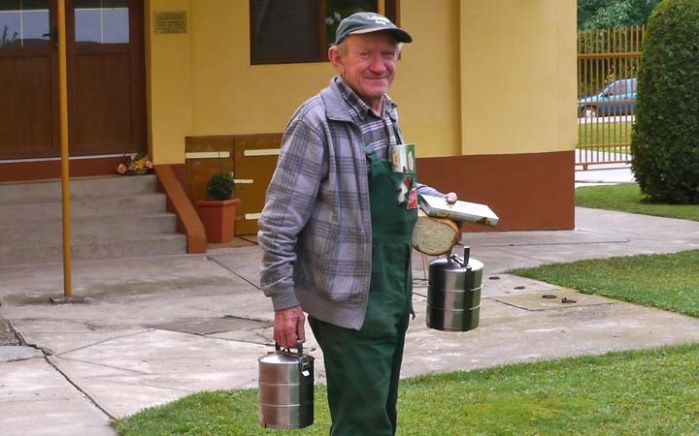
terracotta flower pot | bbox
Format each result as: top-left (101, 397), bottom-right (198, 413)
top-left (196, 198), bottom-right (240, 243)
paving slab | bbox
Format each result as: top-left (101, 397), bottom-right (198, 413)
top-left (0, 319), bottom-right (19, 346)
top-left (54, 330), bottom-right (268, 418)
top-left (0, 358), bottom-right (112, 436)
top-left (0, 345), bottom-right (43, 362)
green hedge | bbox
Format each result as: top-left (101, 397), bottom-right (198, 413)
top-left (631, 0), bottom-right (699, 204)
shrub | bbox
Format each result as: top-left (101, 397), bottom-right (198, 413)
top-left (206, 172), bottom-right (235, 201)
top-left (631, 0), bottom-right (699, 204)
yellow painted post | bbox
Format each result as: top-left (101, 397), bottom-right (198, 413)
top-left (378, 0), bottom-right (385, 16)
top-left (57, 0), bottom-right (72, 297)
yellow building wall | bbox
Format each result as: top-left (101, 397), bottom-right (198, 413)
top-left (144, 0), bottom-right (576, 163)
top-left (460, 0), bottom-right (577, 155)
top-left (395, 0), bottom-right (462, 158)
top-left (145, 0), bottom-right (193, 164)
top-left (188, 1), bottom-right (334, 137)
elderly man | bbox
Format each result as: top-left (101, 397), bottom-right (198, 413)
top-left (258, 12), bottom-right (457, 435)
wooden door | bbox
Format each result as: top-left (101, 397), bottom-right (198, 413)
top-left (0, 0), bottom-right (59, 159)
top-left (0, 0), bottom-right (145, 160)
top-left (67, 0), bottom-right (145, 156)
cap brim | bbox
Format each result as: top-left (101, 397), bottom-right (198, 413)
top-left (347, 27), bottom-right (413, 43)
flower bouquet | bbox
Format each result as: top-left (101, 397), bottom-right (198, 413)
top-left (117, 153), bottom-right (153, 175)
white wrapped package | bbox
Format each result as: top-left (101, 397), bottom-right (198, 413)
top-left (418, 194), bottom-right (499, 227)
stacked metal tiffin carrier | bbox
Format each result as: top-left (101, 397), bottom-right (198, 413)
top-left (258, 342), bottom-right (314, 429)
top-left (426, 245), bottom-right (483, 332)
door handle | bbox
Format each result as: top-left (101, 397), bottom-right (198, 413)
top-left (43, 26), bottom-right (58, 49)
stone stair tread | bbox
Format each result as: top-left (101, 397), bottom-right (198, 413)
top-left (0, 234), bottom-right (188, 268)
top-left (0, 193), bottom-right (168, 224)
top-left (1, 231), bottom-right (184, 248)
top-left (0, 212), bottom-right (177, 227)
top-left (3, 190), bottom-right (165, 204)
top-left (3, 190), bottom-right (163, 203)
top-left (0, 174), bottom-right (191, 267)
top-left (1, 214), bottom-right (178, 244)
top-left (0, 234), bottom-right (184, 248)
top-left (1, 210), bottom-right (173, 222)
top-left (0, 175), bottom-right (159, 204)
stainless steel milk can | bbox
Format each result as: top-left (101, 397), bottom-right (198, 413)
top-left (258, 341), bottom-right (314, 429)
top-left (426, 245), bottom-right (483, 332)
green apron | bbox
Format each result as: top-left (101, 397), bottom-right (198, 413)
top-left (309, 144), bottom-right (418, 436)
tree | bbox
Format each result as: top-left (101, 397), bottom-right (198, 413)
top-left (631, 0), bottom-right (699, 204)
top-left (578, 0), bottom-right (661, 30)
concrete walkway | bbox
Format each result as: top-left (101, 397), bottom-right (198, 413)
top-left (2, 165), bottom-right (699, 435)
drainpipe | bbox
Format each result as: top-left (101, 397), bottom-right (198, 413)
top-left (58, 0), bottom-right (72, 297)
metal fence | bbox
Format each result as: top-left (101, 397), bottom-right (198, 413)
top-left (577, 26), bottom-right (644, 170)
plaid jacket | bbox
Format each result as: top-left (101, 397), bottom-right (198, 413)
top-left (258, 78), bottom-right (441, 330)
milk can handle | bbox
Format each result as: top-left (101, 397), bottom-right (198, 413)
top-left (275, 340), bottom-right (304, 357)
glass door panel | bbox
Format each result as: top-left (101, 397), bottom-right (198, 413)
top-left (74, 0), bottom-right (128, 44)
top-left (0, 0), bottom-right (51, 48)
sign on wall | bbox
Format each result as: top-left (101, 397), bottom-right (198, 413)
top-left (153, 11), bottom-right (187, 34)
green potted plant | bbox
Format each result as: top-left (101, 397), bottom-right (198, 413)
top-left (196, 172), bottom-right (240, 243)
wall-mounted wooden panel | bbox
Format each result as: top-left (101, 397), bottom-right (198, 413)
top-left (185, 134), bottom-right (281, 236)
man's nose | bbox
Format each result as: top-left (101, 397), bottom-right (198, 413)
top-left (368, 54), bottom-right (386, 72)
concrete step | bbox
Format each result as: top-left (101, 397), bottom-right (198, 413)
top-left (0, 234), bottom-right (187, 267)
top-left (0, 174), bottom-right (189, 267)
top-left (0, 193), bottom-right (167, 224)
top-left (0, 175), bottom-right (159, 204)
top-left (1, 214), bottom-right (177, 243)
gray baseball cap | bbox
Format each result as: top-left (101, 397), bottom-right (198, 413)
top-left (335, 12), bottom-right (412, 44)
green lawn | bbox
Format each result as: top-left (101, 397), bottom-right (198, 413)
top-left (510, 249), bottom-right (699, 318)
top-left (578, 121), bottom-right (633, 149)
top-left (576, 183), bottom-right (699, 222)
top-left (112, 184), bottom-right (699, 436)
top-left (512, 183), bottom-right (699, 320)
top-left (113, 344), bottom-right (699, 435)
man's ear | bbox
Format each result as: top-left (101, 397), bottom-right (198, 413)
top-left (328, 46), bottom-right (342, 70)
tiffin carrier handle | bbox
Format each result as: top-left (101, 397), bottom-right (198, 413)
top-left (275, 340), bottom-right (304, 357)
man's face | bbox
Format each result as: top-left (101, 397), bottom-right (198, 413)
top-left (329, 31), bottom-right (399, 111)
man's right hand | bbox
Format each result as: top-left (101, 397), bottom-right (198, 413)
top-left (274, 305), bottom-right (306, 349)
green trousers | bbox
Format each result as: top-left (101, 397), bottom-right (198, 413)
top-left (309, 249), bottom-right (411, 435)
top-left (309, 145), bottom-right (416, 435)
